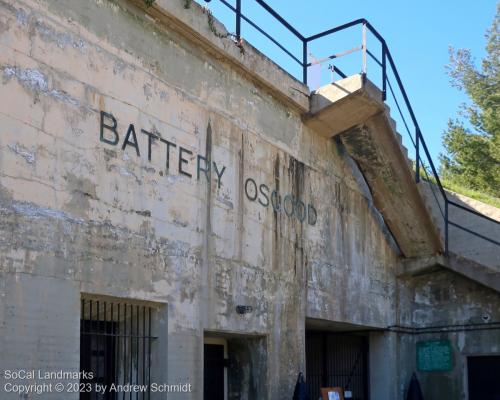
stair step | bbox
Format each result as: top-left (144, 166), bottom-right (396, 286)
top-left (388, 116), bottom-right (397, 132)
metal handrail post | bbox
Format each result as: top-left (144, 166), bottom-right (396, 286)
top-left (382, 43), bottom-right (387, 101)
top-left (303, 40), bottom-right (308, 84)
top-left (445, 199), bottom-right (449, 255)
top-left (415, 130), bottom-right (420, 183)
top-left (236, 0), bottom-right (241, 40)
top-left (362, 22), bottom-right (367, 75)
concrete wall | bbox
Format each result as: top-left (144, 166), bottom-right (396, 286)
top-left (0, 0), bottom-right (400, 399)
top-left (398, 270), bottom-right (500, 399)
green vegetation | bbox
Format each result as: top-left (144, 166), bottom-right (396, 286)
top-left (439, 4), bottom-right (500, 199)
top-left (440, 178), bottom-right (500, 208)
top-left (416, 164), bottom-right (500, 207)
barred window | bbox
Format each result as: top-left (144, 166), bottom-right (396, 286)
top-left (80, 297), bottom-right (157, 400)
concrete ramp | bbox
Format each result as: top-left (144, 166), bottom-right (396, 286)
top-left (305, 75), bottom-right (442, 257)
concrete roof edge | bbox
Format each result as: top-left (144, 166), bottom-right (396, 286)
top-left (129, 0), bottom-right (311, 112)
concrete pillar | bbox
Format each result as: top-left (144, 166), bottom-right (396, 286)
top-left (369, 331), bottom-right (398, 400)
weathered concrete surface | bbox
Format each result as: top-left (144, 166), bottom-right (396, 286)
top-left (305, 140), bottom-right (400, 329)
top-left (369, 331), bottom-right (400, 400)
top-left (0, 0), bottom-right (401, 399)
top-left (399, 253), bottom-right (500, 293)
top-left (420, 182), bottom-right (500, 269)
top-left (131, 0), bottom-right (310, 113)
top-left (1, 0), bottom-right (498, 399)
top-left (304, 74), bottom-right (382, 137)
top-left (398, 255), bottom-right (444, 277)
top-left (398, 270), bottom-right (500, 400)
top-left (340, 112), bottom-right (442, 257)
top-left (305, 77), bottom-right (441, 257)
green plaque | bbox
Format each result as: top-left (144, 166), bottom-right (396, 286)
top-left (417, 340), bottom-right (453, 372)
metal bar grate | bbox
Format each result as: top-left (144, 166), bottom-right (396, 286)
top-left (80, 298), bottom-right (157, 400)
top-left (306, 332), bottom-right (368, 400)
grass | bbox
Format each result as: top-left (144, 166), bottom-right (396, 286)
top-left (440, 179), bottom-right (500, 209)
top-left (414, 164), bottom-right (500, 208)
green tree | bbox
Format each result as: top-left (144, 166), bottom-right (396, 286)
top-left (440, 3), bottom-right (500, 198)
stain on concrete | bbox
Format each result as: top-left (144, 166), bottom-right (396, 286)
top-left (32, 16), bottom-right (87, 52)
top-left (7, 143), bottom-right (35, 165)
top-left (2, 65), bottom-right (85, 110)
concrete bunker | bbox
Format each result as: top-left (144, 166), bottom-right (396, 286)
top-left (0, 1), bottom-right (499, 400)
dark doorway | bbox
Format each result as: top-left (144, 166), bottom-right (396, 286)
top-left (468, 356), bottom-right (500, 400)
top-left (80, 320), bottom-right (116, 400)
top-left (204, 344), bottom-right (225, 400)
top-left (306, 331), bottom-right (369, 400)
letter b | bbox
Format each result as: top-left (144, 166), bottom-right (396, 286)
top-left (100, 111), bottom-right (119, 145)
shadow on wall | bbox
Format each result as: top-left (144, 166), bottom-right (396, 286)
top-left (228, 336), bottom-right (267, 400)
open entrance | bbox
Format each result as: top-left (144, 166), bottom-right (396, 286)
top-left (203, 333), bottom-right (267, 400)
top-left (306, 321), bottom-right (370, 400)
top-left (467, 355), bottom-right (500, 400)
top-left (204, 337), bottom-right (228, 400)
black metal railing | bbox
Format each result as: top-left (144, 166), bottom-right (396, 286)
top-left (201, 0), bottom-right (499, 256)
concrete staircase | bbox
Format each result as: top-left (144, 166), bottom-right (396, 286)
top-left (304, 74), bottom-right (499, 291)
top-left (304, 74), bottom-right (441, 258)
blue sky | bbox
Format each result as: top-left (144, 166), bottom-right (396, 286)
top-left (196, 0), bottom-right (497, 165)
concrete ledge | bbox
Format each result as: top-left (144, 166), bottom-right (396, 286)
top-left (399, 253), bottom-right (500, 293)
top-left (398, 255), bottom-right (446, 277)
top-left (304, 75), bottom-right (383, 136)
top-left (129, 0), bottom-right (310, 112)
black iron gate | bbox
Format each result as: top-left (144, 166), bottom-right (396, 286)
top-left (306, 331), bottom-right (369, 400)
